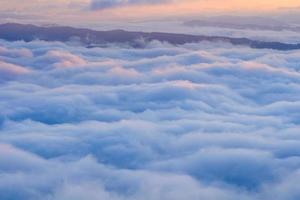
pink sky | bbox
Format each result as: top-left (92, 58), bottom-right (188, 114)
top-left (1, 0), bottom-right (300, 26)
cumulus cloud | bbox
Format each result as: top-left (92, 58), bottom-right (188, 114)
top-left (1, 38), bottom-right (300, 199)
top-left (0, 61), bottom-right (30, 82)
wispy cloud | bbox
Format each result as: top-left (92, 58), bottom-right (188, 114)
top-left (90, 0), bottom-right (175, 10)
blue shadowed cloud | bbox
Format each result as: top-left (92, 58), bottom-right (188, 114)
top-left (1, 38), bottom-right (300, 199)
top-left (90, 0), bottom-right (174, 10)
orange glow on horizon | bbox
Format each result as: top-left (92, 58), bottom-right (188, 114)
top-left (92, 0), bottom-right (300, 20)
top-left (1, 0), bottom-right (300, 24)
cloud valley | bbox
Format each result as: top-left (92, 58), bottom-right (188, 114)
top-left (1, 38), bottom-right (300, 199)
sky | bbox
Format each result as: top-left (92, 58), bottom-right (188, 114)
top-left (1, 0), bottom-right (300, 27)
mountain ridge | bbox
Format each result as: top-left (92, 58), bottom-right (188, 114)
top-left (1, 23), bottom-right (300, 50)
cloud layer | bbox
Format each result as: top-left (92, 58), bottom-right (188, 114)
top-left (91, 0), bottom-right (173, 10)
top-left (1, 39), bottom-right (300, 199)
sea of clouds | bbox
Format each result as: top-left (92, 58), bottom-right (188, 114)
top-left (1, 39), bottom-right (300, 200)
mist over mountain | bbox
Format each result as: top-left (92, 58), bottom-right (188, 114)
top-left (184, 15), bottom-right (300, 32)
top-left (1, 23), bottom-right (300, 50)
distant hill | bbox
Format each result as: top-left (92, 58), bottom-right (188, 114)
top-left (1, 23), bottom-right (300, 50)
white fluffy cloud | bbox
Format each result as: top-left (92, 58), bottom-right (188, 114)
top-left (1, 39), bottom-right (300, 199)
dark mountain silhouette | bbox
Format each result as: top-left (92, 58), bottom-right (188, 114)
top-left (1, 23), bottom-right (300, 50)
